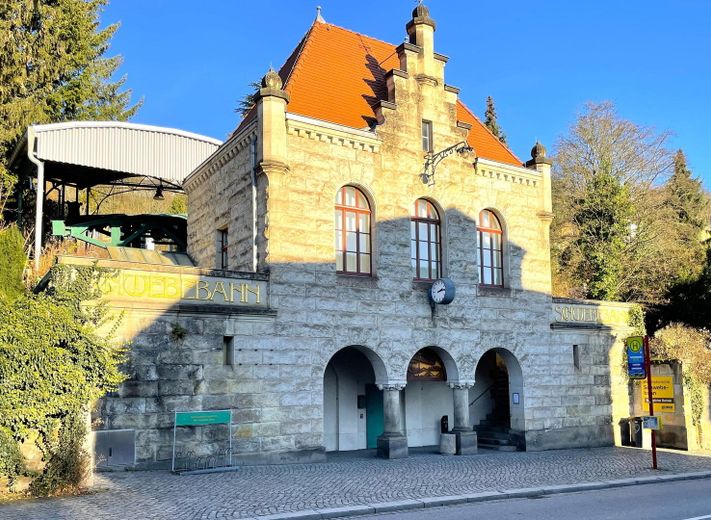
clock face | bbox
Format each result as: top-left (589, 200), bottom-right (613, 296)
top-left (430, 278), bottom-right (455, 305)
top-left (431, 280), bottom-right (446, 303)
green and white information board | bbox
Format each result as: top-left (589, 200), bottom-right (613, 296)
top-left (171, 409), bottom-right (232, 472)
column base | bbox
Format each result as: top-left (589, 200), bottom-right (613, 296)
top-left (377, 434), bottom-right (408, 459)
top-left (455, 431), bottom-right (478, 455)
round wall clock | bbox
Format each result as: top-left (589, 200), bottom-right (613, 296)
top-left (430, 278), bottom-right (455, 305)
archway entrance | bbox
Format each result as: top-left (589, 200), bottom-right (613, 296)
top-left (323, 347), bottom-right (385, 451)
top-left (470, 348), bottom-right (524, 450)
top-left (404, 347), bottom-right (454, 447)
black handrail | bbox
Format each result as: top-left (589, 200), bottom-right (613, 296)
top-left (469, 382), bottom-right (495, 407)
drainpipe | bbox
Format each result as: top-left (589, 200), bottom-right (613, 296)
top-left (250, 137), bottom-right (258, 272)
top-left (26, 127), bottom-right (45, 272)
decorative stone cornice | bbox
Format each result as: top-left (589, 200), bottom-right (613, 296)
top-left (444, 84), bottom-right (460, 94)
top-left (449, 382), bottom-right (474, 390)
top-left (377, 383), bottom-right (406, 391)
top-left (474, 158), bottom-right (541, 188)
top-left (415, 74), bottom-right (438, 86)
top-left (183, 122), bottom-right (258, 191)
top-left (257, 160), bottom-right (290, 176)
top-left (286, 113), bottom-right (380, 153)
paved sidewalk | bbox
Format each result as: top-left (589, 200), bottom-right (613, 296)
top-left (2, 447), bottom-right (711, 520)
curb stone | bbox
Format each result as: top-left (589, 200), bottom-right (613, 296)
top-left (254, 470), bottom-right (711, 520)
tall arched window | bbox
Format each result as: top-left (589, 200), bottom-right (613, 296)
top-left (478, 209), bottom-right (503, 286)
top-left (411, 199), bottom-right (441, 280)
top-left (335, 186), bottom-right (371, 275)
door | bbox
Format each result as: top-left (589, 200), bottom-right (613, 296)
top-left (365, 384), bottom-right (383, 449)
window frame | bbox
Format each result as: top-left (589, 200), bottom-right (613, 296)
top-left (477, 209), bottom-right (504, 287)
top-left (335, 186), bottom-right (372, 276)
top-left (218, 228), bottom-right (229, 270)
top-left (422, 120), bottom-right (433, 153)
top-left (411, 199), bottom-right (442, 281)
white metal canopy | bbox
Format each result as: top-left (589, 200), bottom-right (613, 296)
top-left (10, 120), bottom-right (222, 270)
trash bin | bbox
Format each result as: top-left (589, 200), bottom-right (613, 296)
top-left (630, 417), bottom-right (643, 447)
top-left (440, 415), bottom-right (449, 434)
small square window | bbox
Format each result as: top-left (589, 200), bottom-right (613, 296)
top-left (422, 120), bottom-right (433, 152)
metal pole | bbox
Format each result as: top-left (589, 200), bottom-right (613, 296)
top-left (644, 335), bottom-right (658, 470)
top-left (229, 411), bottom-right (233, 467)
top-left (171, 413), bottom-right (177, 472)
top-left (26, 128), bottom-right (45, 272)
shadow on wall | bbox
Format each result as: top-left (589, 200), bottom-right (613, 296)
top-left (58, 209), bottom-right (625, 469)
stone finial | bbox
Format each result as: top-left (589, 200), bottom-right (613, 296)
top-left (261, 68), bottom-right (282, 90)
top-left (257, 68), bottom-right (289, 103)
top-left (316, 5), bottom-right (325, 22)
top-left (531, 141), bottom-right (547, 159)
top-left (525, 140), bottom-right (552, 167)
top-left (408, 1), bottom-right (436, 30)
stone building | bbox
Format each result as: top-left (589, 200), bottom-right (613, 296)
top-left (56, 5), bottom-right (638, 468)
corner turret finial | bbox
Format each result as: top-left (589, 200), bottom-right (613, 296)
top-left (525, 140), bottom-right (553, 168)
top-left (261, 68), bottom-right (283, 90)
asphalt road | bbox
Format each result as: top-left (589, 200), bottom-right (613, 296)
top-left (355, 478), bottom-right (711, 520)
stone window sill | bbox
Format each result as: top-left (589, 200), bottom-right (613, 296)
top-left (477, 285), bottom-right (511, 298)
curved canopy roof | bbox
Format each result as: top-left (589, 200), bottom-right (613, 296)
top-left (11, 121), bottom-right (222, 190)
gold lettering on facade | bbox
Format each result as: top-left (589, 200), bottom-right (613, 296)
top-left (211, 281), bottom-right (228, 303)
top-left (197, 280), bottom-right (211, 300)
top-left (246, 284), bottom-right (260, 304)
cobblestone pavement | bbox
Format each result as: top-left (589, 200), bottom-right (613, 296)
top-left (2, 447), bottom-right (711, 520)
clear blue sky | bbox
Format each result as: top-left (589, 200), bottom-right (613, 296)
top-left (101, 1), bottom-right (711, 186)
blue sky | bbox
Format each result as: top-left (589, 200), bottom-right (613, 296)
top-left (101, 1), bottom-right (711, 186)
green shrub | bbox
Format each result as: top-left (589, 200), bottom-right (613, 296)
top-left (0, 225), bottom-right (26, 302)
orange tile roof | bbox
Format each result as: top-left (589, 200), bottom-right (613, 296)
top-left (241, 20), bottom-right (522, 167)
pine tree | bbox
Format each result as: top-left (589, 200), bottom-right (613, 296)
top-left (484, 96), bottom-right (506, 144)
top-left (0, 0), bottom-right (140, 190)
top-left (235, 81), bottom-right (262, 118)
top-left (665, 150), bottom-right (708, 231)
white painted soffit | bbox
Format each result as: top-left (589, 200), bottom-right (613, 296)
top-left (24, 121), bottom-right (222, 185)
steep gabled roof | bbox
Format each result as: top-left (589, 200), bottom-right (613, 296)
top-left (240, 20), bottom-right (521, 166)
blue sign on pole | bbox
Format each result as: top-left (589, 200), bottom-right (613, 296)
top-left (626, 336), bottom-right (646, 379)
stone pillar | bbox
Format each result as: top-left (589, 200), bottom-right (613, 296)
top-left (255, 68), bottom-right (289, 167)
top-left (450, 383), bottom-right (477, 455)
top-left (377, 384), bottom-right (408, 459)
top-left (405, 4), bottom-right (437, 78)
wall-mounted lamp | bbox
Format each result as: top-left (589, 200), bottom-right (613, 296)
top-left (419, 141), bottom-right (474, 186)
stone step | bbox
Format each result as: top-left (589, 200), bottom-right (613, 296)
top-left (477, 436), bottom-right (515, 446)
top-left (475, 429), bottom-right (511, 440)
top-left (477, 442), bottom-right (518, 452)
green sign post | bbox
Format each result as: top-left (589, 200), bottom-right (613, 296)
top-left (175, 410), bottom-right (231, 427)
top-left (171, 409), bottom-right (232, 472)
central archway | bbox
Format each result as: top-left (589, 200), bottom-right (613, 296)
top-left (404, 347), bottom-right (457, 447)
top-left (323, 346), bottom-right (387, 452)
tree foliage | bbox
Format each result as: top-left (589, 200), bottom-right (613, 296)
top-left (652, 324), bottom-right (711, 444)
top-left (0, 263), bottom-right (126, 493)
top-left (0, 0), bottom-right (140, 185)
top-left (235, 81), bottom-right (261, 118)
top-left (0, 224), bottom-right (26, 302)
top-left (550, 101), bottom-right (706, 303)
top-left (483, 96), bottom-right (506, 144)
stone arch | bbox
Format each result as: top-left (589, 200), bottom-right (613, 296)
top-left (322, 345), bottom-right (389, 452)
top-left (472, 347), bottom-right (525, 431)
top-left (401, 345), bottom-right (460, 384)
top-left (322, 344), bottom-right (388, 385)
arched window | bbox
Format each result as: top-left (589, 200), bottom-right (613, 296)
top-left (478, 209), bottom-right (503, 286)
top-left (335, 186), bottom-right (371, 275)
top-left (411, 199), bottom-right (441, 280)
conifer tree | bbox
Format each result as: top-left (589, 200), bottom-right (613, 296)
top-left (0, 0), bottom-right (140, 194)
top-left (484, 96), bottom-right (506, 144)
top-left (665, 150), bottom-right (708, 231)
